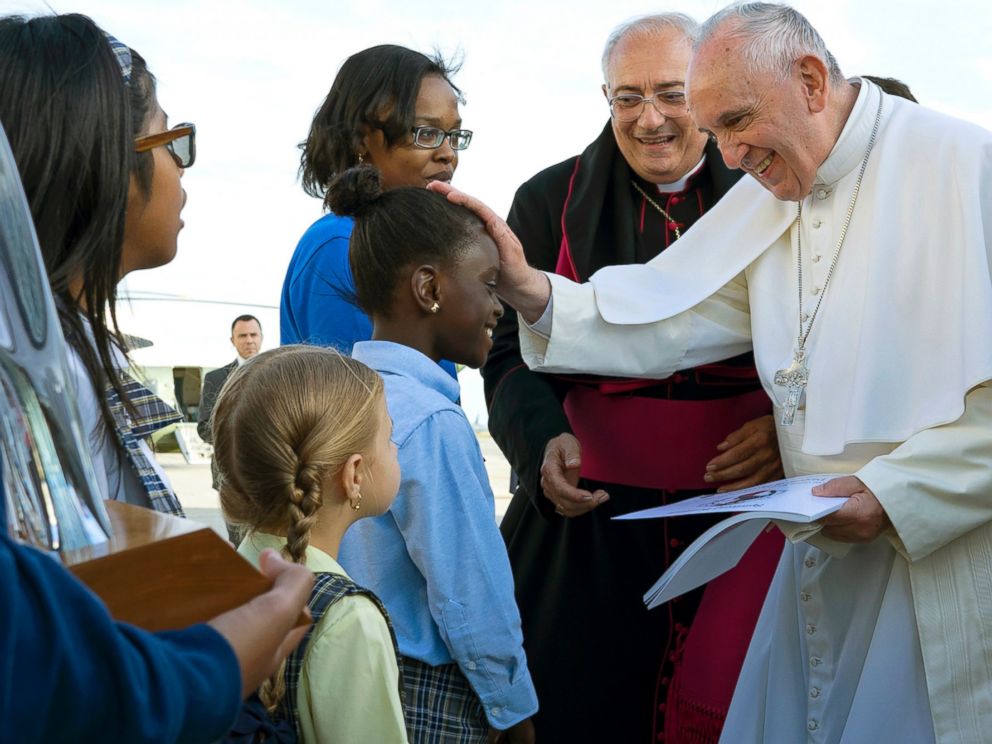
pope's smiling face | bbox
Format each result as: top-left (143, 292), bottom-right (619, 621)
top-left (603, 27), bottom-right (709, 185)
top-left (687, 31), bottom-right (834, 202)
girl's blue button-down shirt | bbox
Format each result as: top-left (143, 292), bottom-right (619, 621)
top-left (342, 341), bottom-right (538, 730)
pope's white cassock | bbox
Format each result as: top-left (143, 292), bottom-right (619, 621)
top-left (519, 80), bottom-right (992, 743)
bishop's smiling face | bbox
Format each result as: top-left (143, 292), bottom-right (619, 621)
top-left (603, 27), bottom-right (709, 185)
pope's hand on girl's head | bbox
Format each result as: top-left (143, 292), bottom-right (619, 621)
top-left (427, 181), bottom-right (551, 322)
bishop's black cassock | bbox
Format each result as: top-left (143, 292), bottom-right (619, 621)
top-left (484, 123), bottom-right (782, 744)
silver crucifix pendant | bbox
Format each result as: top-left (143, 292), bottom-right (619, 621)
top-left (773, 349), bottom-right (809, 426)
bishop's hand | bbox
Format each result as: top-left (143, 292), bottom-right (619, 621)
top-left (705, 414), bottom-right (784, 491)
top-left (813, 476), bottom-right (891, 542)
top-left (540, 433), bottom-right (609, 518)
top-left (427, 181), bottom-right (551, 323)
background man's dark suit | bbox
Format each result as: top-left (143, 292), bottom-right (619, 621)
top-left (197, 360), bottom-right (238, 490)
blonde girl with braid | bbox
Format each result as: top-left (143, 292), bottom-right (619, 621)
top-left (212, 345), bottom-right (407, 744)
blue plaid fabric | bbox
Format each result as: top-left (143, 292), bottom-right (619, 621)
top-left (101, 31), bottom-right (133, 85)
top-left (401, 657), bottom-right (489, 743)
top-left (104, 372), bottom-right (184, 516)
top-left (280, 572), bottom-right (404, 736)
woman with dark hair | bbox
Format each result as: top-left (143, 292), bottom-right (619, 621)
top-left (0, 13), bottom-right (190, 514)
top-left (280, 44), bottom-right (471, 380)
top-left (0, 13), bottom-right (312, 742)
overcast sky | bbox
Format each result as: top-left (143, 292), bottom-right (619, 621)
top-left (4, 0), bottom-right (992, 372)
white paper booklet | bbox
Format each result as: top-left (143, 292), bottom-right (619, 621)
top-left (612, 474), bottom-right (849, 609)
top-left (613, 474), bottom-right (846, 522)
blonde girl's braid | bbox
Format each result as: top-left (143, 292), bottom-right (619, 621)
top-left (212, 344), bottom-right (381, 539)
top-left (284, 461), bottom-right (323, 565)
top-left (257, 462), bottom-right (324, 713)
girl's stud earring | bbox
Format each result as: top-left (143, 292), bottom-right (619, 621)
top-left (430, 302), bottom-right (440, 314)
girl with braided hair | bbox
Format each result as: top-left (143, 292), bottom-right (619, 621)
top-left (213, 344), bottom-right (407, 743)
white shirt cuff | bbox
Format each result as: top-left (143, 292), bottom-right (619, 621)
top-left (523, 296), bottom-right (554, 339)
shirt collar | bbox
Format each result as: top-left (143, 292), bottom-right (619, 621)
top-left (816, 78), bottom-right (881, 186)
top-left (352, 340), bottom-right (460, 403)
top-left (655, 154), bottom-right (707, 193)
top-left (241, 531), bottom-right (350, 576)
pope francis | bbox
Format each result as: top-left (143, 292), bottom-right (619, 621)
top-left (432, 3), bottom-right (992, 743)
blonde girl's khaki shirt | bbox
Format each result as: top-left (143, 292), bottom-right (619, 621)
top-left (238, 533), bottom-right (408, 743)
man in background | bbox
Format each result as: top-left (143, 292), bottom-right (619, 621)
top-left (198, 314), bottom-right (263, 500)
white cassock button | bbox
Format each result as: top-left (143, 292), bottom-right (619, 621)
top-left (812, 218), bottom-right (823, 228)
top-left (806, 624), bottom-right (817, 635)
top-left (810, 687), bottom-right (821, 699)
top-left (816, 188), bottom-right (829, 200)
top-left (801, 592), bottom-right (812, 602)
top-left (804, 557), bottom-right (816, 568)
top-left (808, 719), bottom-right (820, 731)
top-left (812, 285), bottom-right (821, 295)
top-left (801, 312), bottom-right (809, 323)
top-left (810, 656), bottom-right (822, 667)
top-left (812, 254), bottom-right (822, 263)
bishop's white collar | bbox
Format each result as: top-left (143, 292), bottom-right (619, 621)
top-left (655, 154), bottom-right (707, 193)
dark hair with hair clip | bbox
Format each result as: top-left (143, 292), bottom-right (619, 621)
top-left (326, 164), bottom-right (482, 318)
top-left (0, 13), bottom-right (159, 448)
top-left (128, 48), bottom-right (158, 196)
top-left (299, 44), bottom-right (462, 210)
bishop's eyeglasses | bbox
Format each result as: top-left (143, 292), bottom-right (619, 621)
top-left (608, 91), bottom-right (689, 122)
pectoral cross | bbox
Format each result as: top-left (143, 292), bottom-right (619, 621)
top-left (774, 349), bottom-right (809, 426)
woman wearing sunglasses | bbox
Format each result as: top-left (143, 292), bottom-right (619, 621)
top-left (0, 13), bottom-right (315, 744)
top-left (280, 44), bottom-right (471, 379)
top-left (0, 14), bottom-right (196, 514)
